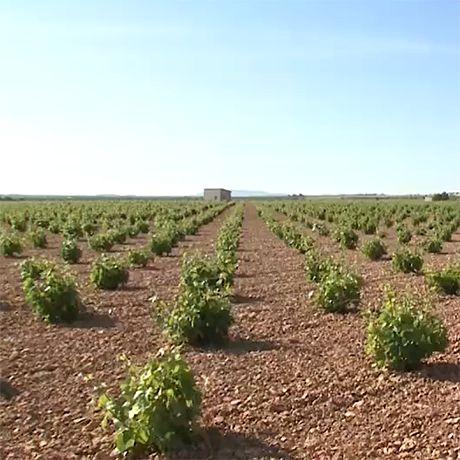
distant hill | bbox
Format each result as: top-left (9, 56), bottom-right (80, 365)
top-left (229, 190), bottom-right (286, 197)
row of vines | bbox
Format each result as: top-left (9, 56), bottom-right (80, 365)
top-left (257, 200), bottom-right (460, 371)
top-left (96, 203), bottom-right (245, 454)
top-left (0, 199), bottom-right (247, 456)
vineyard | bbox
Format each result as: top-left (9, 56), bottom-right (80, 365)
top-left (1, 198), bottom-right (460, 460)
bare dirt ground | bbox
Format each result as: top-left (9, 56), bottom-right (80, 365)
top-left (1, 204), bottom-right (460, 460)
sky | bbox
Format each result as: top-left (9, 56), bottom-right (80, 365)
top-left (0, 0), bottom-right (459, 196)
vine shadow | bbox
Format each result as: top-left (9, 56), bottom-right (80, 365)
top-left (167, 428), bottom-right (296, 460)
top-left (418, 362), bottom-right (460, 383)
top-left (68, 310), bottom-right (118, 329)
top-left (0, 380), bottom-right (20, 399)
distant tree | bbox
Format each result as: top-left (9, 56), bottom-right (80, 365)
top-left (432, 192), bottom-right (450, 201)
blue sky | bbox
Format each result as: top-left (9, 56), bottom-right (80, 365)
top-left (0, 0), bottom-right (459, 196)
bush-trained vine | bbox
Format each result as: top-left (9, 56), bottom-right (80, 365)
top-left (313, 268), bottom-right (362, 313)
top-left (154, 287), bottom-right (233, 346)
top-left (149, 231), bottom-right (175, 256)
top-left (126, 248), bottom-right (151, 267)
top-left (90, 254), bottom-right (129, 290)
top-left (28, 227), bottom-right (47, 249)
top-left (0, 232), bottom-right (23, 256)
top-left (332, 227), bottom-right (359, 250)
top-left (365, 288), bottom-right (448, 370)
top-left (304, 251), bottom-right (340, 283)
top-left (396, 225), bottom-right (412, 244)
top-left (97, 348), bottom-right (201, 456)
top-left (391, 248), bottom-right (424, 274)
top-left (425, 264), bottom-right (460, 295)
top-left (420, 238), bottom-right (443, 254)
top-left (154, 252), bottom-right (234, 346)
top-left (60, 239), bottom-right (82, 263)
top-left (360, 239), bottom-right (387, 261)
top-left (20, 258), bottom-right (80, 323)
top-left (87, 233), bottom-right (115, 252)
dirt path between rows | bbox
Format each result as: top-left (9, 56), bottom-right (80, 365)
top-left (184, 204), bottom-right (460, 460)
top-left (0, 209), bottom-right (231, 460)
